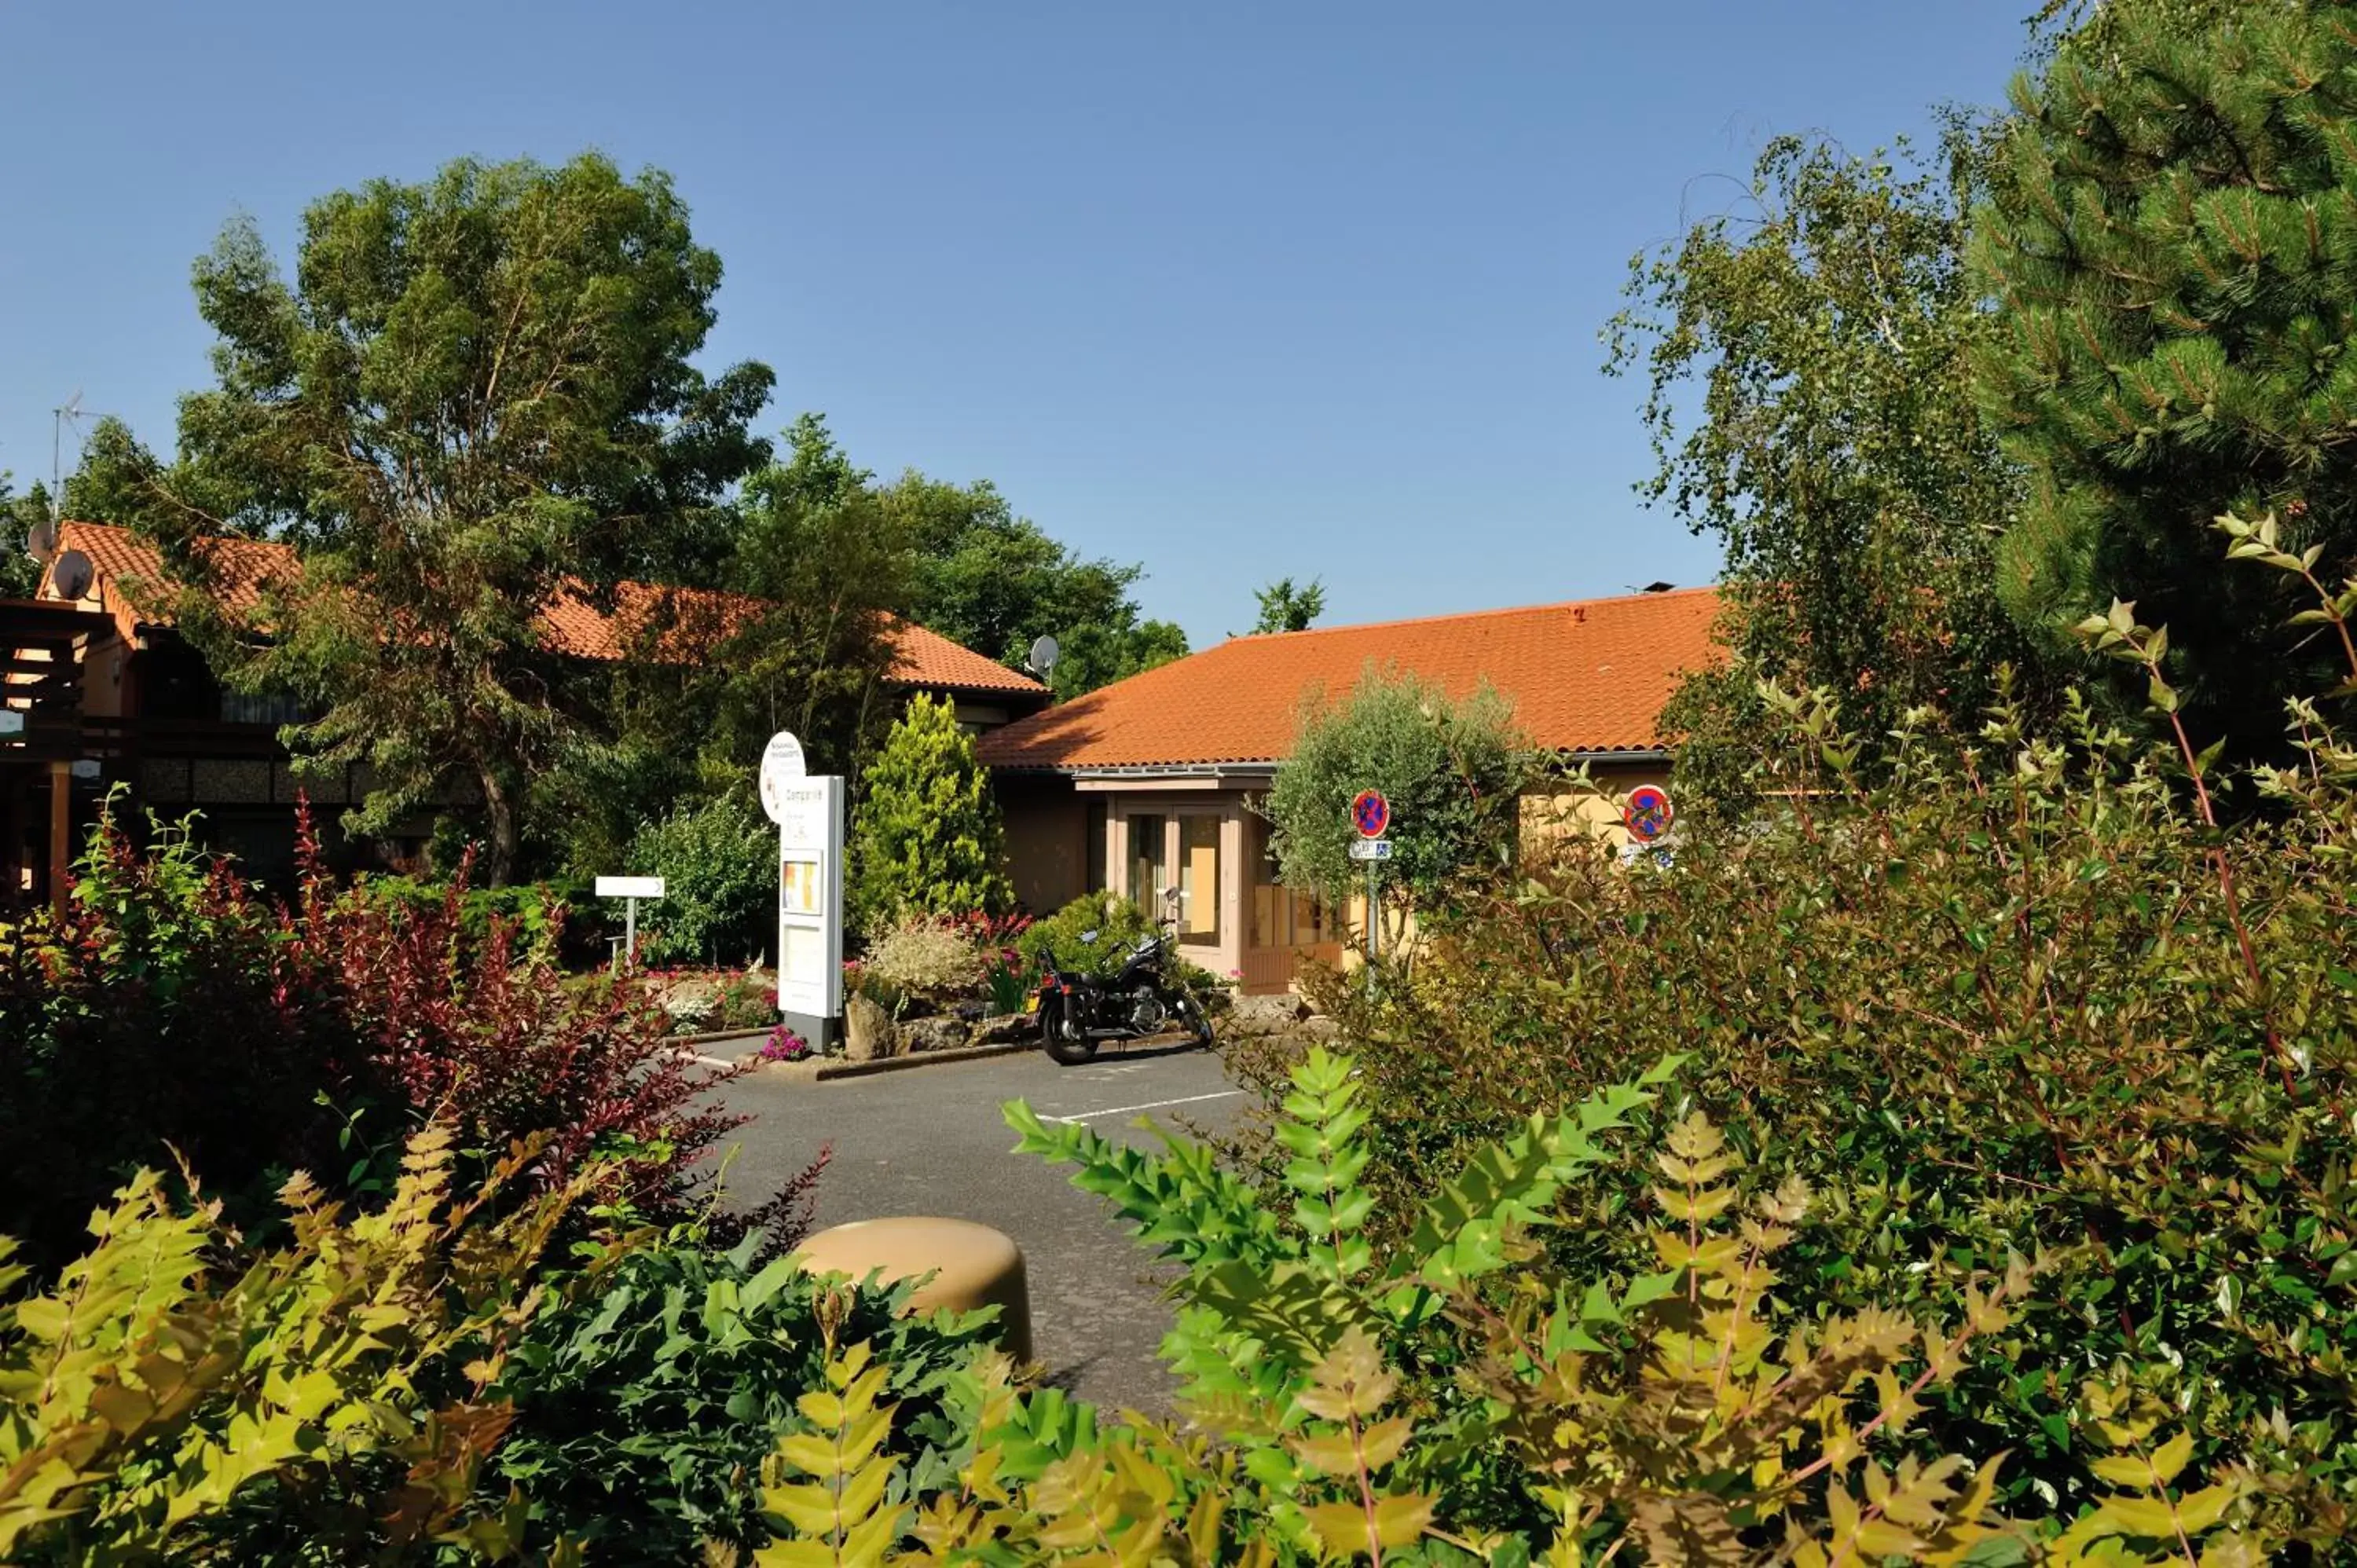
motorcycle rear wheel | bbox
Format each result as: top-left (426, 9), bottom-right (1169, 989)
top-left (1041, 1000), bottom-right (1099, 1065)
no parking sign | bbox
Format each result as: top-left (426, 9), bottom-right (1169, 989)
top-left (1622, 785), bottom-right (1674, 842)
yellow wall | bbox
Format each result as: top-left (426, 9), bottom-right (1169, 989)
top-left (81, 636), bottom-right (129, 720)
top-left (1518, 764), bottom-right (1674, 854)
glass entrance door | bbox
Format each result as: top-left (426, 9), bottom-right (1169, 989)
top-left (1127, 814), bottom-right (1168, 919)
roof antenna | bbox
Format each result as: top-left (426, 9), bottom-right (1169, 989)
top-left (1025, 635), bottom-right (1061, 680)
top-left (50, 391), bottom-right (106, 520)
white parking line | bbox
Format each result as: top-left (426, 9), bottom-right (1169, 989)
top-left (1044, 1090), bottom-right (1244, 1124)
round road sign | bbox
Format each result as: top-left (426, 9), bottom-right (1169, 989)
top-left (1622, 785), bottom-right (1674, 842)
top-left (1351, 789), bottom-right (1391, 839)
top-left (758, 731), bottom-right (808, 825)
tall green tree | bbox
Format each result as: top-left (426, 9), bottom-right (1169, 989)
top-left (1971, 0), bottom-right (2357, 757)
top-left (535, 470), bottom-right (913, 883)
top-left (131, 152), bottom-right (773, 882)
top-left (2025, 0), bottom-right (2260, 66)
top-left (879, 470), bottom-right (1186, 697)
top-left (849, 692), bottom-right (1012, 929)
top-left (1606, 131), bottom-right (2052, 804)
top-left (0, 477), bottom-right (50, 599)
top-left (544, 414), bottom-right (914, 871)
top-left (1250, 577), bottom-right (1325, 635)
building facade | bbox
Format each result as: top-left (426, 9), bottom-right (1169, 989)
top-left (2, 520), bottom-right (1047, 907)
top-left (978, 587), bottom-right (1719, 994)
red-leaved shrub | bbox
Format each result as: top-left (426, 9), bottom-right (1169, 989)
top-left (0, 801), bottom-right (818, 1266)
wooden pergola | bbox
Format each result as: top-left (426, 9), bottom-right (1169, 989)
top-left (1, 598), bottom-right (116, 910)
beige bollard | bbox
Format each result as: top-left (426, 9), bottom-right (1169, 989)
top-left (795, 1216), bottom-right (1033, 1363)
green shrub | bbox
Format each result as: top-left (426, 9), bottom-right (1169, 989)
top-left (1261, 665), bottom-right (1527, 917)
top-left (849, 693), bottom-right (1013, 929)
top-left (1003, 1049), bottom-right (2025, 1555)
top-left (1211, 534), bottom-right (2357, 1541)
top-left (741, 1046), bottom-right (2290, 1560)
top-left (1014, 891), bottom-right (1228, 1005)
top-left (348, 872), bottom-right (601, 967)
top-left (626, 792), bottom-right (775, 968)
top-left (1013, 889), bottom-right (1157, 976)
top-left (484, 1227), bottom-right (1000, 1564)
top-left (0, 803), bottom-right (799, 1275)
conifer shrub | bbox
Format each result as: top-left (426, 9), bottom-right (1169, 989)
top-left (849, 692), bottom-right (1014, 929)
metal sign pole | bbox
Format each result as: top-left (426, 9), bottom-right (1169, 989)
top-left (596, 876), bottom-right (665, 973)
top-left (1365, 861), bottom-right (1378, 998)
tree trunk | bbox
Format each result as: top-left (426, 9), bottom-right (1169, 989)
top-left (479, 764), bottom-right (520, 887)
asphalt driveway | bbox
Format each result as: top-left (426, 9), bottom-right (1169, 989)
top-left (706, 1040), bottom-right (1252, 1414)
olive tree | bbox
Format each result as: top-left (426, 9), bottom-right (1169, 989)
top-left (1260, 667), bottom-right (1527, 936)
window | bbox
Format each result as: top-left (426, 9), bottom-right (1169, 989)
top-left (1086, 801), bottom-right (1108, 892)
top-left (220, 689), bottom-right (306, 727)
top-left (1179, 815), bottom-right (1220, 944)
top-left (1127, 814), bottom-right (1168, 918)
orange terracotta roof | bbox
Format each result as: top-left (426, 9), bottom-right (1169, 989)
top-left (977, 587), bottom-right (1723, 770)
top-left (48, 520), bottom-right (1043, 697)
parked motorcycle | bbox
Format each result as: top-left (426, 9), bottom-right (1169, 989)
top-left (1035, 924), bottom-right (1213, 1065)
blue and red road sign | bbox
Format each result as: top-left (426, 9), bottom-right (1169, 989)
top-left (1622, 785), bottom-right (1673, 842)
top-left (1351, 789), bottom-right (1391, 839)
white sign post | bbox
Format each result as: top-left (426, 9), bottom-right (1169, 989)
top-left (596, 875), bottom-right (666, 970)
top-left (760, 731), bottom-right (845, 1044)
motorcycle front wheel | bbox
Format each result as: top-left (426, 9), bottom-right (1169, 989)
top-left (1177, 992), bottom-right (1213, 1046)
top-left (1040, 998), bottom-right (1100, 1065)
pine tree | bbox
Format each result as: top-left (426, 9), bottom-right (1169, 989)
top-left (849, 693), bottom-right (1013, 928)
top-left (1972, 0), bottom-right (2357, 756)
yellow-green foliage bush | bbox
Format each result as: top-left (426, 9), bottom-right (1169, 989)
top-left (4, 1053), bottom-right (2302, 1563)
top-left (0, 1125), bottom-right (581, 1563)
top-left (727, 1046), bottom-right (2286, 1562)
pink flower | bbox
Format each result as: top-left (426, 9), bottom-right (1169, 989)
top-left (759, 1024), bottom-right (812, 1062)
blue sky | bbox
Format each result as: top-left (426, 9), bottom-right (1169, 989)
top-left (0, 2), bottom-right (2032, 647)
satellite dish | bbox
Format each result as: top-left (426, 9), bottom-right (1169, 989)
top-left (49, 548), bottom-right (93, 601)
top-left (26, 519), bottom-right (55, 564)
top-left (1025, 635), bottom-right (1060, 676)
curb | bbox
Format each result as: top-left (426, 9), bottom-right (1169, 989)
top-left (670, 1026), bottom-right (775, 1050)
top-left (739, 1039), bottom-right (1039, 1083)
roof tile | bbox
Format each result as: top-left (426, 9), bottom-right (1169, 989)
top-left (51, 521), bottom-right (1042, 697)
top-left (976, 588), bottom-right (1722, 768)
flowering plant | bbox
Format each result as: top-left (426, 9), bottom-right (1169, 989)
top-left (758, 1024), bottom-right (811, 1063)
